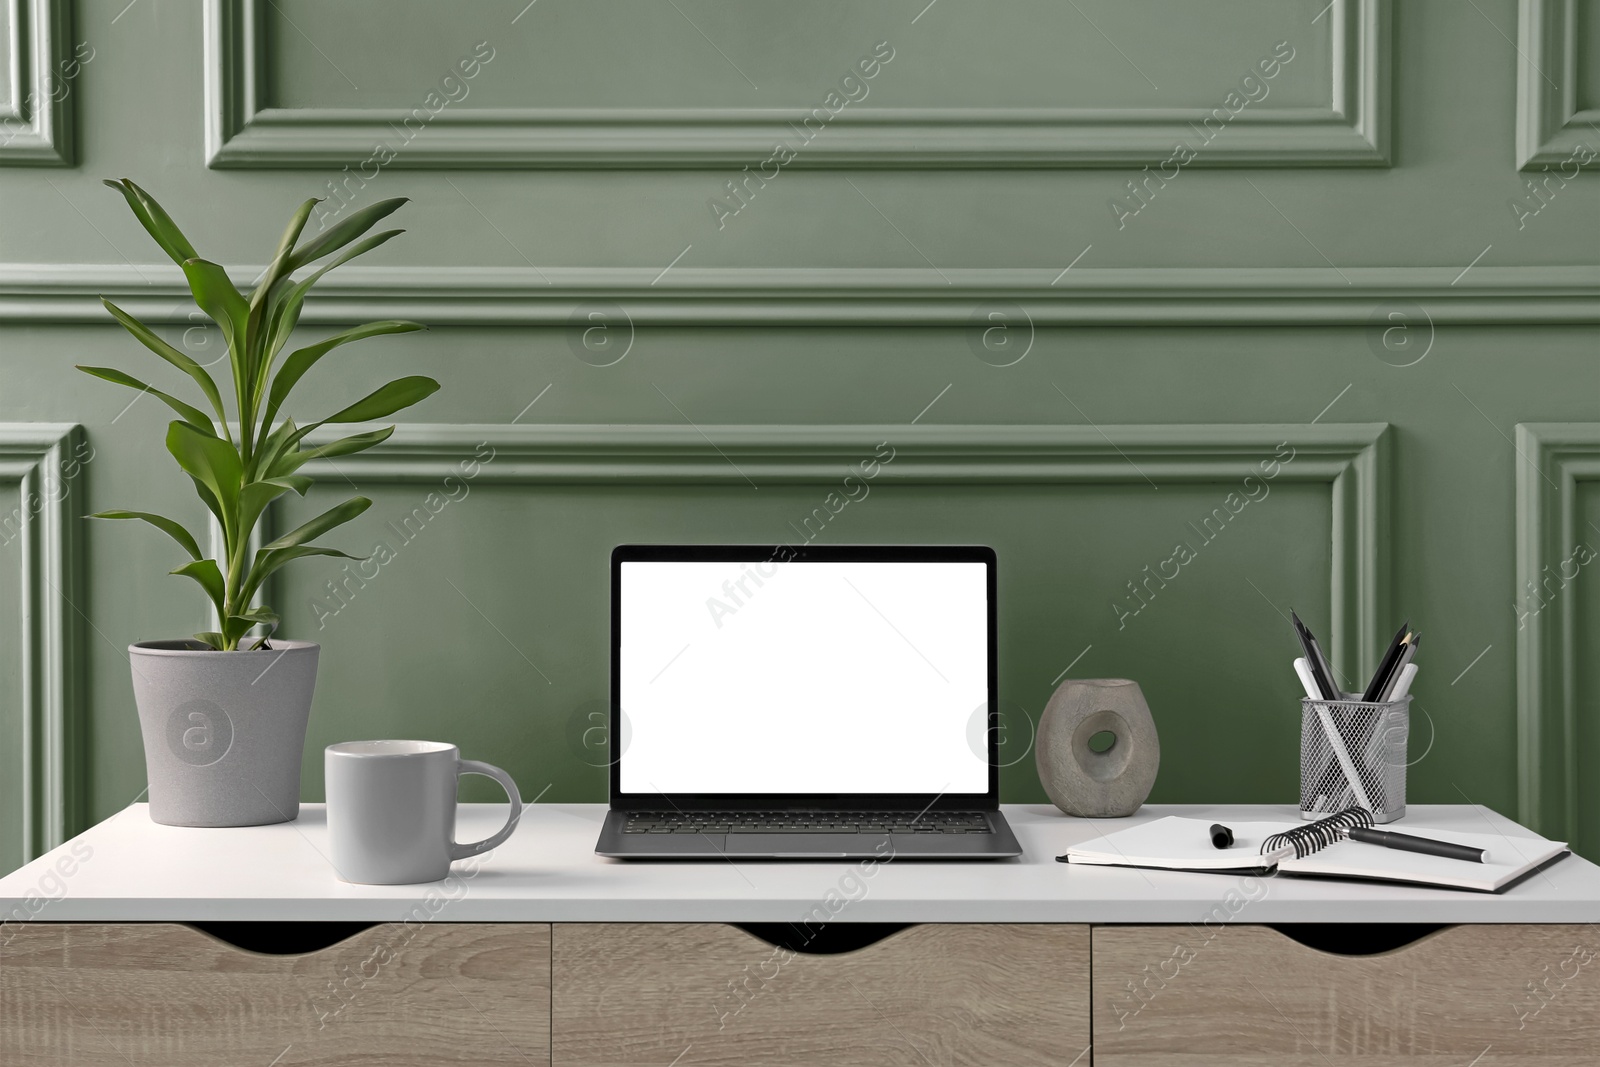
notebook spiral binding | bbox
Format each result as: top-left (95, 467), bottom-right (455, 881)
top-left (1260, 806), bottom-right (1375, 859)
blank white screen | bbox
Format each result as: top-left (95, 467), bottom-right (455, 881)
top-left (619, 559), bottom-right (990, 795)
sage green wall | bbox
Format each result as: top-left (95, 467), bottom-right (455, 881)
top-left (1, 0), bottom-right (1596, 874)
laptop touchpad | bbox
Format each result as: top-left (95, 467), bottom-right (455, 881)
top-left (724, 834), bottom-right (886, 855)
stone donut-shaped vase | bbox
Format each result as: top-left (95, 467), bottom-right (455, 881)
top-left (1035, 677), bottom-right (1160, 818)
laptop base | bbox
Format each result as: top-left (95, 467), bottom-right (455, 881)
top-left (596, 810), bottom-right (1023, 860)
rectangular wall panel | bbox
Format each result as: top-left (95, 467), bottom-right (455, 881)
top-left (0, 424), bottom-right (85, 870)
top-left (206, 0), bottom-right (1390, 167)
top-left (1516, 0), bottom-right (1600, 168)
top-left (0, 0), bottom-right (74, 165)
top-left (249, 422), bottom-right (1389, 810)
top-left (1516, 423), bottom-right (1600, 859)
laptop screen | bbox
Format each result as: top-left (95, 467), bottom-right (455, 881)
top-left (615, 551), bottom-right (992, 798)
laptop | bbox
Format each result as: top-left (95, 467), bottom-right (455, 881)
top-left (596, 544), bottom-right (1022, 860)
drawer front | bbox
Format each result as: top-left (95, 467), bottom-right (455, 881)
top-left (552, 922), bottom-right (1089, 1067)
top-left (1094, 924), bottom-right (1600, 1065)
top-left (0, 922), bottom-right (551, 1067)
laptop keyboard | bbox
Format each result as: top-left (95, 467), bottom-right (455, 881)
top-left (621, 811), bottom-right (993, 834)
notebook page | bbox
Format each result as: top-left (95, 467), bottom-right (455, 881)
top-left (1067, 817), bottom-right (1295, 871)
top-left (1279, 825), bottom-right (1569, 892)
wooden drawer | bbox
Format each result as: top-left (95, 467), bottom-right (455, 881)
top-left (0, 922), bottom-right (550, 1066)
top-left (552, 922), bottom-right (1089, 1067)
top-left (1093, 924), bottom-right (1600, 1065)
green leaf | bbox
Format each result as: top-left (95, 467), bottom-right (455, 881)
top-left (102, 178), bottom-right (199, 267)
top-left (192, 631), bottom-right (226, 650)
top-left (286, 197), bottom-right (409, 272)
top-left (302, 426), bottom-right (395, 458)
top-left (264, 230), bottom-right (405, 368)
top-left (100, 299), bottom-right (228, 427)
top-left (234, 606), bottom-right (282, 649)
top-left (171, 558), bottom-right (226, 620)
top-left (77, 365), bottom-right (216, 434)
top-left (272, 377), bottom-right (433, 469)
top-left (241, 544), bottom-right (366, 608)
top-left (88, 510), bottom-right (203, 560)
top-left (262, 497), bottom-right (371, 553)
top-left (238, 607), bottom-right (282, 651)
top-left (254, 418), bottom-right (302, 480)
top-left (259, 321), bottom-right (424, 439)
top-left (236, 479), bottom-right (295, 547)
top-left (323, 376), bottom-right (440, 424)
top-left (228, 604), bottom-right (278, 639)
top-left (231, 476), bottom-right (315, 553)
top-left (253, 198), bottom-right (320, 316)
top-left (165, 422), bottom-right (242, 537)
top-left (274, 426), bottom-right (394, 476)
top-left (247, 197), bottom-right (322, 403)
top-left (180, 258), bottom-right (249, 348)
top-left (237, 606), bottom-right (280, 625)
top-left (187, 474), bottom-right (228, 534)
top-left (252, 232), bottom-right (412, 448)
top-left (266, 474), bottom-right (313, 495)
top-left (221, 613), bottom-right (257, 650)
top-left (181, 258), bottom-right (251, 426)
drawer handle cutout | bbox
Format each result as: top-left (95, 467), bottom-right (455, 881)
top-left (189, 921), bottom-right (378, 955)
top-left (734, 922), bottom-right (910, 955)
top-left (1268, 923), bottom-right (1447, 955)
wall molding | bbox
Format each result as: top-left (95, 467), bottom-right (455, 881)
top-left (1516, 0), bottom-right (1599, 169)
top-left (4, 263), bottom-right (1595, 327)
top-left (0, 423), bottom-right (85, 863)
top-left (1515, 423), bottom-right (1600, 852)
top-left (0, 0), bottom-right (73, 165)
top-left (268, 421), bottom-right (1391, 688)
top-left (204, 0), bottom-right (1389, 168)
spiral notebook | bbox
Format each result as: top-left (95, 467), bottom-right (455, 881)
top-left (1060, 809), bottom-right (1570, 893)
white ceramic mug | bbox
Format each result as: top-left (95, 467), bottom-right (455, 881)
top-left (325, 740), bottom-right (523, 884)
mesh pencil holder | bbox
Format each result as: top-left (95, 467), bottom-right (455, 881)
top-left (1299, 695), bottom-right (1410, 824)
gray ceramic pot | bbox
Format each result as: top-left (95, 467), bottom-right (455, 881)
top-left (129, 639), bottom-right (319, 826)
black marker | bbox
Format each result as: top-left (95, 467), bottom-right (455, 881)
top-left (1347, 827), bottom-right (1489, 864)
top-left (1210, 823), bottom-right (1234, 849)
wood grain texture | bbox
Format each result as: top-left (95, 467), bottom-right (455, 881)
top-left (551, 922), bottom-right (1089, 1067)
top-left (0, 922), bottom-right (551, 1066)
top-left (1094, 923), bottom-right (1600, 1065)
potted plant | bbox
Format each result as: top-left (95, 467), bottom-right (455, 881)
top-left (83, 179), bottom-right (437, 826)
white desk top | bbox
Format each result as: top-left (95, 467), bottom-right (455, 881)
top-left (3, 803), bottom-right (1596, 924)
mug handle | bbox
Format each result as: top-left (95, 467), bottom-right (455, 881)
top-left (449, 759), bottom-right (524, 860)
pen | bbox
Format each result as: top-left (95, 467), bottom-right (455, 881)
top-left (1347, 826), bottom-right (1490, 864)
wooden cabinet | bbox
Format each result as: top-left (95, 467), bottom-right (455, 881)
top-left (1092, 924), bottom-right (1600, 1066)
top-left (0, 922), bottom-right (551, 1067)
top-left (551, 922), bottom-right (1090, 1067)
top-left (11, 920), bottom-right (1599, 1065)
